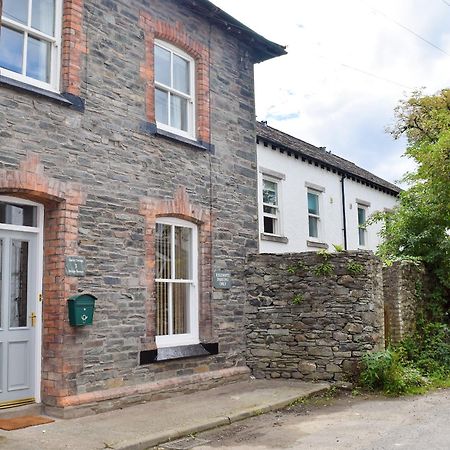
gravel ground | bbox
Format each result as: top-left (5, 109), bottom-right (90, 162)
top-left (158, 388), bottom-right (450, 450)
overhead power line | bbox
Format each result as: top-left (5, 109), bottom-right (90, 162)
top-left (338, 62), bottom-right (413, 89)
top-left (365, 2), bottom-right (449, 56)
top-left (441, 0), bottom-right (450, 7)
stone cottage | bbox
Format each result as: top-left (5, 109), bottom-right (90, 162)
top-left (0, 0), bottom-right (285, 416)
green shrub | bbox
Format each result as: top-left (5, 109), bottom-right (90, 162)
top-left (398, 323), bottom-right (450, 377)
top-left (360, 348), bottom-right (427, 395)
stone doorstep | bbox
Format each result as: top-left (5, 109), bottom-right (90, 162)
top-left (43, 366), bottom-right (251, 419)
top-left (0, 403), bottom-right (43, 420)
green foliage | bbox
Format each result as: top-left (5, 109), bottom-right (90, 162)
top-left (292, 293), bottom-right (304, 305)
top-left (360, 322), bottom-right (450, 395)
top-left (332, 243), bottom-right (344, 252)
top-left (287, 261), bottom-right (308, 274)
top-left (360, 348), bottom-right (426, 395)
top-left (346, 261), bottom-right (364, 276)
top-left (313, 249), bottom-right (334, 276)
top-left (317, 249), bottom-right (331, 260)
top-left (398, 323), bottom-right (450, 377)
top-left (314, 262), bottom-right (334, 277)
top-left (374, 89), bottom-right (450, 310)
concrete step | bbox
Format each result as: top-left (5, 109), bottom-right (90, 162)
top-left (0, 403), bottom-right (42, 419)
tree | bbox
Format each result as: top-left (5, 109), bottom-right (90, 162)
top-left (374, 89), bottom-right (450, 319)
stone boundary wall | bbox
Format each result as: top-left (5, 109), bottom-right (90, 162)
top-left (245, 251), bottom-right (385, 381)
top-left (383, 261), bottom-right (427, 344)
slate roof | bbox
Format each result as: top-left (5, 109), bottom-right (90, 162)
top-left (256, 122), bottom-right (401, 195)
top-left (184, 1), bottom-right (287, 62)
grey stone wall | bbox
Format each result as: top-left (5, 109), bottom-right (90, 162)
top-left (383, 261), bottom-right (426, 344)
top-left (246, 251), bottom-right (385, 381)
top-left (0, 0), bottom-right (259, 395)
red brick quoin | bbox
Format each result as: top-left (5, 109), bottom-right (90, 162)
top-left (61, 0), bottom-right (87, 95)
top-left (0, 155), bottom-right (86, 407)
top-left (139, 11), bottom-right (211, 143)
top-left (140, 187), bottom-right (214, 350)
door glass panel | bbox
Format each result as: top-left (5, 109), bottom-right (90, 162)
top-left (9, 240), bottom-right (29, 328)
top-left (0, 202), bottom-right (37, 227)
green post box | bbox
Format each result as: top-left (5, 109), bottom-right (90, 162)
top-left (68, 294), bottom-right (97, 326)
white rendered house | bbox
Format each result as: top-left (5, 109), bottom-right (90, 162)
top-left (257, 122), bottom-right (399, 254)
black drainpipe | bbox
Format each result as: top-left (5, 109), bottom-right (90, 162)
top-left (340, 173), bottom-right (348, 250)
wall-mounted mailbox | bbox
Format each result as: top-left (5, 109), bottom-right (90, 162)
top-left (68, 294), bottom-right (97, 326)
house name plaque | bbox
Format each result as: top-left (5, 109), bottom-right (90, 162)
top-left (65, 256), bottom-right (86, 277)
top-left (213, 271), bottom-right (231, 289)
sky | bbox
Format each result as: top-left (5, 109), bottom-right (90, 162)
top-left (210, 0), bottom-right (450, 185)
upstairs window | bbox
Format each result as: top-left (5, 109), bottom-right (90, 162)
top-left (154, 41), bottom-right (195, 139)
top-left (307, 190), bottom-right (321, 238)
top-left (155, 218), bottom-right (198, 347)
top-left (262, 177), bottom-right (281, 235)
top-left (358, 205), bottom-right (367, 246)
top-left (0, 0), bottom-right (62, 91)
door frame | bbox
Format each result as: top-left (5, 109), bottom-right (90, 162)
top-left (0, 196), bottom-right (44, 404)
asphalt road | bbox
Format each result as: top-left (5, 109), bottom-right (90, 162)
top-left (181, 388), bottom-right (450, 450)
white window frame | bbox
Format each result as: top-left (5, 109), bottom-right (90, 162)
top-left (307, 189), bottom-right (322, 240)
top-left (155, 217), bottom-right (199, 348)
top-left (357, 204), bottom-right (368, 247)
top-left (0, 0), bottom-right (63, 92)
top-left (154, 40), bottom-right (196, 139)
top-left (261, 174), bottom-right (282, 236)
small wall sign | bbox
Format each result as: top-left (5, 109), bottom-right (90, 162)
top-left (65, 256), bottom-right (86, 277)
top-left (213, 270), bottom-right (231, 289)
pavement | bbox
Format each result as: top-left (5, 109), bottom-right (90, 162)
top-left (0, 379), bottom-right (329, 450)
top-left (188, 388), bottom-right (450, 450)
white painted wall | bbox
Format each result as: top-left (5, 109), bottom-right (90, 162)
top-left (257, 143), bottom-right (398, 254)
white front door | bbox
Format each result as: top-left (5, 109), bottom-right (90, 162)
top-left (0, 229), bottom-right (39, 407)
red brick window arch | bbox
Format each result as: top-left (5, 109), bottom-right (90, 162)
top-left (0, 0), bottom-right (86, 96)
top-left (139, 12), bottom-right (211, 144)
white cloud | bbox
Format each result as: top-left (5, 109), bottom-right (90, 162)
top-left (210, 0), bottom-right (450, 184)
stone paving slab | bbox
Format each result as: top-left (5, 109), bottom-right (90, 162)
top-left (0, 379), bottom-right (329, 450)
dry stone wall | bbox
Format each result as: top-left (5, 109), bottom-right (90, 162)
top-left (383, 261), bottom-right (427, 344)
top-left (246, 251), bottom-right (385, 381)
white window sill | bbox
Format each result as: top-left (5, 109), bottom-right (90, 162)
top-left (260, 233), bottom-right (288, 244)
top-left (306, 240), bottom-right (329, 249)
